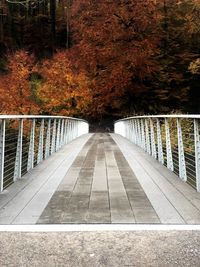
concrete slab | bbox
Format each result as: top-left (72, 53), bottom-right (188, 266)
top-left (1, 231), bottom-right (200, 267)
top-left (0, 134), bottom-right (93, 224)
top-left (3, 133), bottom-right (200, 225)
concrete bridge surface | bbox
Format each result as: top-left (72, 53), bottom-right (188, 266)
top-left (1, 133), bottom-right (200, 224)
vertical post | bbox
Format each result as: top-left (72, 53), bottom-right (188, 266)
top-left (129, 120), bottom-right (134, 143)
top-left (68, 120), bottom-right (72, 142)
top-left (78, 121), bottom-right (82, 138)
top-left (45, 119), bottom-right (51, 159)
top-left (145, 119), bottom-right (151, 154)
top-left (141, 119), bottom-right (146, 150)
top-left (134, 120), bottom-right (139, 145)
top-left (165, 118), bottom-right (174, 171)
top-left (64, 119), bottom-right (68, 144)
top-left (76, 121), bottom-right (78, 138)
top-left (194, 119), bottom-right (200, 191)
top-left (74, 121), bottom-right (78, 139)
top-left (0, 119), bottom-right (5, 192)
top-left (126, 121), bottom-right (130, 140)
top-left (137, 119), bottom-right (142, 148)
top-left (157, 119), bottom-right (164, 164)
top-left (72, 121), bottom-right (75, 140)
top-left (125, 121), bottom-right (127, 139)
top-left (66, 120), bottom-right (70, 143)
top-left (150, 118), bottom-right (157, 159)
top-left (37, 119), bottom-right (44, 164)
top-left (60, 119), bottom-right (64, 148)
top-left (132, 120), bottom-right (137, 144)
top-left (27, 119), bottom-right (35, 171)
top-left (51, 119), bottom-right (56, 154)
top-left (14, 119), bottom-right (23, 181)
top-left (56, 119), bottom-right (61, 151)
top-left (177, 119), bottom-right (187, 181)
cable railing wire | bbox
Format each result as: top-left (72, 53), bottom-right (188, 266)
top-left (114, 115), bottom-right (200, 192)
top-left (0, 115), bottom-right (89, 192)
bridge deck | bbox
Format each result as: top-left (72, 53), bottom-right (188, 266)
top-left (1, 133), bottom-right (200, 224)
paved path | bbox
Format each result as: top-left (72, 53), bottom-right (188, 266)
top-left (1, 133), bottom-right (200, 224)
top-left (0, 231), bottom-right (200, 267)
top-left (38, 134), bottom-right (159, 224)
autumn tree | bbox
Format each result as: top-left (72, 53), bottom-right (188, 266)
top-left (0, 50), bottom-right (40, 114)
top-left (36, 50), bottom-right (92, 117)
top-left (70, 0), bottom-right (160, 117)
top-left (1, 0), bottom-right (200, 118)
top-left (149, 0), bottom-right (200, 113)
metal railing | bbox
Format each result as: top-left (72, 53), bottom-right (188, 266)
top-left (0, 115), bottom-right (89, 192)
top-left (114, 115), bottom-right (200, 192)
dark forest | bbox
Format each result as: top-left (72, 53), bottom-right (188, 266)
top-left (0, 0), bottom-right (200, 121)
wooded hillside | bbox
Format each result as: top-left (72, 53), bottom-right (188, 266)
top-left (0, 0), bottom-right (200, 120)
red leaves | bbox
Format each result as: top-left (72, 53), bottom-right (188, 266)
top-left (0, 1), bottom-right (160, 118)
top-left (70, 0), bottom-right (159, 117)
top-left (37, 51), bottom-right (92, 116)
top-left (0, 51), bottom-right (40, 115)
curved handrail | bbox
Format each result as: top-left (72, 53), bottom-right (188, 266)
top-left (115, 114), bottom-right (200, 123)
top-left (0, 115), bottom-right (87, 123)
top-left (114, 114), bottom-right (200, 192)
top-left (0, 115), bottom-right (89, 192)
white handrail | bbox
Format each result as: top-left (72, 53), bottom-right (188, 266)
top-left (114, 115), bottom-right (200, 192)
top-left (0, 115), bottom-right (89, 192)
top-left (115, 114), bottom-right (200, 123)
top-left (0, 115), bottom-right (87, 122)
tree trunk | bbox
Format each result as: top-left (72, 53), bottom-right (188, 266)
top-left (50, 0), bottom-right (56, 49)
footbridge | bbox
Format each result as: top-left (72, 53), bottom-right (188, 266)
top-left (1, 115), bottom-right (200, 224)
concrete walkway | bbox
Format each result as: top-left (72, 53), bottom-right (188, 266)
top-left (0, 231), bottom-right (200, 267)
top-left (1, 133), bottom-right (200, 224)
top-left (38, 134), bottom-right (159, 224)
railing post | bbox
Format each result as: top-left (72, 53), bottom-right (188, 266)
top-left (51, 119), bottom-right (56, 154)
top-left (137, 119), bottom-right (142, 148)
top-left (124, 121), bottom-right (127, 139)
top-left (65, 120), bottom-right (69, 143)
top-left (27, 119), bottom-right (35, 171)
top-left (133, 120), bottom-right (137, 144)
top-left (78, 121), bottom-right (82, 137)
top-left (0, 119), bottom-right (5, 192)
top-left (56, 119), bottom-right (61, 151)
top-left (126, 121), bottom-right (130, 140)
top-left (165, 118), bottom-right (174, 171)
top-left (145, 119), bottom-right (151, 154)
top-left (135, 120), bottom-right (139, 145)
top-left (150, 118), bottom-right (156, 159)
top-left (74, 121), bottom-right (78, 139)
top-left (45, 119), bottom-right (51, 159)
top-left (194, 119), bottom-right (200, 191)
top-left (37, 119), bottom-right (44, 164)
top-left (60, 119), bottom-right (64, 148)
top-left (74, 121), bottom-right (76, 140)
top-left (129, 121), bottom-right (133, 142)
top-left (64, 119), bottom-right (68, 144)
top-left (70, 121), bottom-right (73, 140)
top-left (130, 120), bottom-right (134, 143)
top-left (177, 118), bottom-right (187, 181)
top-left (69, 120), bottom-right (72, 142)
top-left (156, 119), bottom-right (164, 164)
top-left (141, 119), bottom-right (146, 150)
top-left (72, 121), bottom-right (75, 140)
top-left (129, 120), bottom-right (132, 141)
top-left (14, 119), bottom-right (23, 181)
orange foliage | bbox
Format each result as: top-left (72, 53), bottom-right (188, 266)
top-left (37, 51), bottom-right (92, 116)
top-left (71, 0), bottom-right (159, 117)
top-left (0, 51), bottom-right (40, 114)
top-left (0, 1), bottom-right (160, 118)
